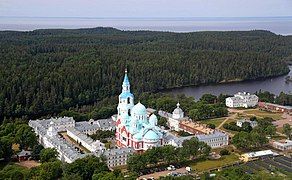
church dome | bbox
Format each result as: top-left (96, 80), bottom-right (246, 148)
top-left (143, 130), bottom-right (159, 141)
top-left (131, 116), bottom-right (137, 125)
top-left (172, 102), bottom-right (184, 119)
top-left (149, 114), bottom-right (158, 126)
top-left (132, 102), bottom-right (146, 116)
top-left (173, 103), bottom-right (183, 114)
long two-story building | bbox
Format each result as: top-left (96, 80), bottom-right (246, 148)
top-left (226, 92), bottom-right (258, 108)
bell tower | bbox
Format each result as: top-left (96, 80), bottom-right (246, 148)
top-left (117, 69), bottom-right (134, 118)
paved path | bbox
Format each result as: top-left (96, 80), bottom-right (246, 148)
top-left (217, 109), bottom-right (240, 129)
top-left (218, 116), bottom-right (233, 129)
top-left (139, 167), bottom-right (188, 179)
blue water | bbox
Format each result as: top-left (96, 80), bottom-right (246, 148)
top-left (165, 66), bottom-right (292, 100)
top-left (0, 16), bottom-right (292, 35)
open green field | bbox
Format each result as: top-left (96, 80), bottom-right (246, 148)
top-left (199, 117), bottom-right (226, 127)
top-left (190, 153), bottom-right (239, 172)
top-left (243, 109), bottom-right (283, 120)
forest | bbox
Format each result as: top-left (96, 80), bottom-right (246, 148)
top-left (0, 28), bottom-right (291, 121)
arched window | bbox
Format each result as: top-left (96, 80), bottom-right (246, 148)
top-left (128, 109), bottom-right (131, 116)
top-left (127, 97), bottom-right (130, 104)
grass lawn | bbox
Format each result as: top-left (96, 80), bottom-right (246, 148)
top-left (190, 153), bottom-right (239, 172)
top-left (199, 117), bottom-right (226, 127)
top-left (243, 109), bottom-right (282, 120)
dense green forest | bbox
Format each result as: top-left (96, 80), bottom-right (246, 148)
top-left (0, 28), bottom-right (291, 121)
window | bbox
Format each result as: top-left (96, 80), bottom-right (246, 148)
top-left (128, 109), bottom-right (131, 116)
top-left (123, 137), bottom-right (126, 142)
top-left (127, 97), bottom-right (130, 104)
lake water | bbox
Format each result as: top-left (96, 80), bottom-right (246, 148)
top-left (1, 17), bottom-right (292, 35)
top-left (165, 66), bottom-right (292, 100)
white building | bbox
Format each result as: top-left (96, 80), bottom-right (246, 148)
top-left (164, 130), bottom-right (229, 149)
top-left (236, 119), bottom-right (258, 128)
top-left (29, 116), bottom-right (126, 166)
top-left (29, 119), bottom-right (86, 163)
top-left (166, 103), bottom-right (188, 131)
top-left (272, 140), bottom-right (292, 151)
top-left (67, 128), bottom-right (105, 152)
top-left (97, 147), bottom-right (134, 168)
top-left (75, 118), bottom-right (115, 135)
top-left (158, 103), bottom-right (229, 149)
top-left (240, 150), bottom-right (278, 162)
top-left (164, 132), bottom-right (196, 147)
top-left (226, 92), bottom-right (258, 108)
top-left (196, 130), bottom-right (229, 148)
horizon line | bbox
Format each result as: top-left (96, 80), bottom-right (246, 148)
top-left (1, 15), bottom-right (292, 19)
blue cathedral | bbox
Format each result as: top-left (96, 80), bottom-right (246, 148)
top-left (115, 69), bottom-right (165, 151)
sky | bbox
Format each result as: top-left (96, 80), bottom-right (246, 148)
top-left (0, 0), bottom-right (292, 18)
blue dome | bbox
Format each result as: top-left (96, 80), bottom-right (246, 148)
top-left (144, 130), bottom-right (159, 141)
top-left (149, 114), bottom-right (158, 126)
top-left (133, 132), bottom-right (142, 140)
top-left (132, 102), bottom-right (146, 115)
top-left (120, 91), bottom-right (134, 99)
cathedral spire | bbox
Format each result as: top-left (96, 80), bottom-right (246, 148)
top-left (123, 68), bottom-right (130, 86)
top-left (122, 68), bottom-right (130, 93)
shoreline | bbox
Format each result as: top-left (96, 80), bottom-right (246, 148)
top-left (159, 68), bottom-right (291, 94)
